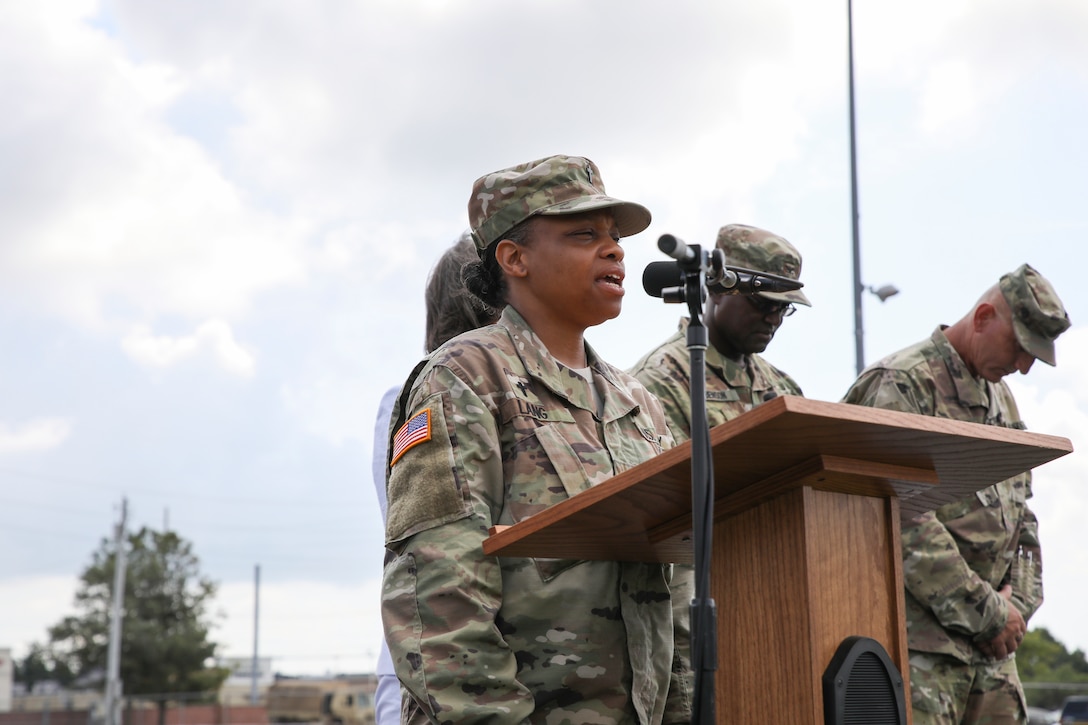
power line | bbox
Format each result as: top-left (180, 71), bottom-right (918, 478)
top-left (0, 496), bottom-right (115, 516)
top-left (0, 466), bottom-right (367, 508)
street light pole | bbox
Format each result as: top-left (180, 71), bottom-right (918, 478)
top-left (848, 0), bottom-right (865, 377)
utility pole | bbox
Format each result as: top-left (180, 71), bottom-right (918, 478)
top-left (250, 564), bottom-right (261, 706)
top-left (104, 498), bottom-right (127, 725)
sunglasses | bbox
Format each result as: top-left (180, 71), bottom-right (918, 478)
top-left (746, 296), bottom-right (796, 318)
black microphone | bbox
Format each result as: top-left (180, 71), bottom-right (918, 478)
top-left (642, 261), bottom-right (804, 298)
top-left (642, 261), bottom-right (685, 298)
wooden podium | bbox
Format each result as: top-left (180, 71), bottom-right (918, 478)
top-left (482, 396), bottom-right (1073, 724)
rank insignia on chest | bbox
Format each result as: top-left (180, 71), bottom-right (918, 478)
top-left (504, 368), bottom-right (533, 396)
top-left (391, 409), bottom-right (431, 466)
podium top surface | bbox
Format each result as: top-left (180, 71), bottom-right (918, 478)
top-left (482, 396), bottom-right (1073, 563)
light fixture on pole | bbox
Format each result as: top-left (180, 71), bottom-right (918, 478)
top-left (855, 282), bottom-right (900, 374)
top-left (868, 284), bottom-right (899, 303)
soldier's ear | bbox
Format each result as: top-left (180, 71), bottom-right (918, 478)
top-left (972, 302), bottom-right (997, 332)
top-left (495, 239), bottom-right (529, 279)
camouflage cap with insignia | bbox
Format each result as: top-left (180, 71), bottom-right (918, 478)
top-left (715, 224), bottom-right (812, 306)
top-left (998, 263), bottom-right (1071, 366)
top-left (468, 155), bottom-right (652, 254)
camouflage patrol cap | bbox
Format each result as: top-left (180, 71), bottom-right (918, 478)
top-left (998, 263), bottom-right (1071, 366)
top-left (715, 224), bottom-right (812, 306)
top-left (468, 155), bottom-right (652, 253)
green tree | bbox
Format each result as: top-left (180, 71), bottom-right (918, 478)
top-left (1018, 627), bottom-right (1088, 710)
top-left (13, 642), bottom-right (74, 691)
top-left (47, 526), bottom-right (230, 724)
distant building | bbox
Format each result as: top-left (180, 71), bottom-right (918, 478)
top-left (216, 657), bottom-right (275, 706)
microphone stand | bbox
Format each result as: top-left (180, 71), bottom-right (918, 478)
top-left (664, 245), bottom-right (717, 725)
top-left (645, 234), bottom-right (802, 724)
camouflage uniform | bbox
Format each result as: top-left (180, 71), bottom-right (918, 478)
top-left (382, 306), bottom-right (680, 724)
top-left (629, 223), bottom-right (810, 444)
top-left (843, 326), bottom-right (1039, 722)
top-left (842, 265), bottom-right (1070, 724)
top-left (629, 224), bottom-right (810, 721)
top-left (630, 317), bottom-right (803, 444)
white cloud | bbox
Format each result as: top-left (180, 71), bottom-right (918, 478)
top-left (852, 1), bottom-right (1088, 149)
top-left (0, 419), bottom-right (73, 455)
top-left (917, 61), bottom-right (979, 136)
top-left (0, 2), bottom-right (309, 332)
top-left (0, 575), bottom-right (80, 657)
top-left (122, 320), bottom-right (256, 376)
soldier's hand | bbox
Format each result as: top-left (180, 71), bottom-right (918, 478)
top-left (977, 585), bottom-right (1026, 660)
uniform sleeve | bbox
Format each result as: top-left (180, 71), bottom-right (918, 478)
top-left (630, 354), bottom-right (694, 445)
top-left (1009, 475), bottom-right (1044, 622)
top-left (845, 367), bottom-right (1010, 641)
top-left (381, 365), bottom-right (534, 724)
top-left (624, 380), bottom-right (691, 724)
top-left (841, 368), bottom-right (930, 415)
top-left (994, 385), bottom-right (1044, 622)
top-left (633, 383), bottom-right (691, 724)
top-left (755, 358), bottom-right (804, 399)
top-left (900, 512), bottom-right (1009, 642)
top-left (663, 565), bottom-right (694, 724)
top-left (778, 372), bottom-right (803, 398)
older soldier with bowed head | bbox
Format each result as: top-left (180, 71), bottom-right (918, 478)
top-left (628, 223), bottom-right (811, 718)
top-left (842, 264), bottom-right (1071, 725)
top-left (381, 155), bottom-right (685, 724)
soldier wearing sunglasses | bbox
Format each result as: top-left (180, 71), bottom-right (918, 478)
top-left (630, 223), bottom-right (811, 438)
top-left (629, 224), bottom-right (811, 719)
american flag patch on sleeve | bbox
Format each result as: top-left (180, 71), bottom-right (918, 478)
top-left (390, 409), bottom-right (431, 466)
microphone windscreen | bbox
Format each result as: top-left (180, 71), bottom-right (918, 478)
top-left (642, 261), bottom-right (682, 298)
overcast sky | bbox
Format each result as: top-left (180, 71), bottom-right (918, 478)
top-left (1, 0), bottom-right (1085, 678)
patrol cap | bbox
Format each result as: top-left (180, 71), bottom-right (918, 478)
top-left (998, 263), bottom-right (1071, 366)
top-left (468, 155), bottom-right (652, 254)
top-left (715, 224), bottom-right (811, 306)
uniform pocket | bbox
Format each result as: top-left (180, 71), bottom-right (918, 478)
top-left (974, 485), bottom-right (1001, 508)
top-left (505, 422), bottom-right (591, 583)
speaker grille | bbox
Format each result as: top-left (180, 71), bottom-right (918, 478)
top-left (842, 652), bottom-right (899, 723)
top-left (823, 637), bottom-right (906, 725)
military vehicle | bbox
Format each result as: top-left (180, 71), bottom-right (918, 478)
top-left (267, 677), bottom-right (375, 725)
